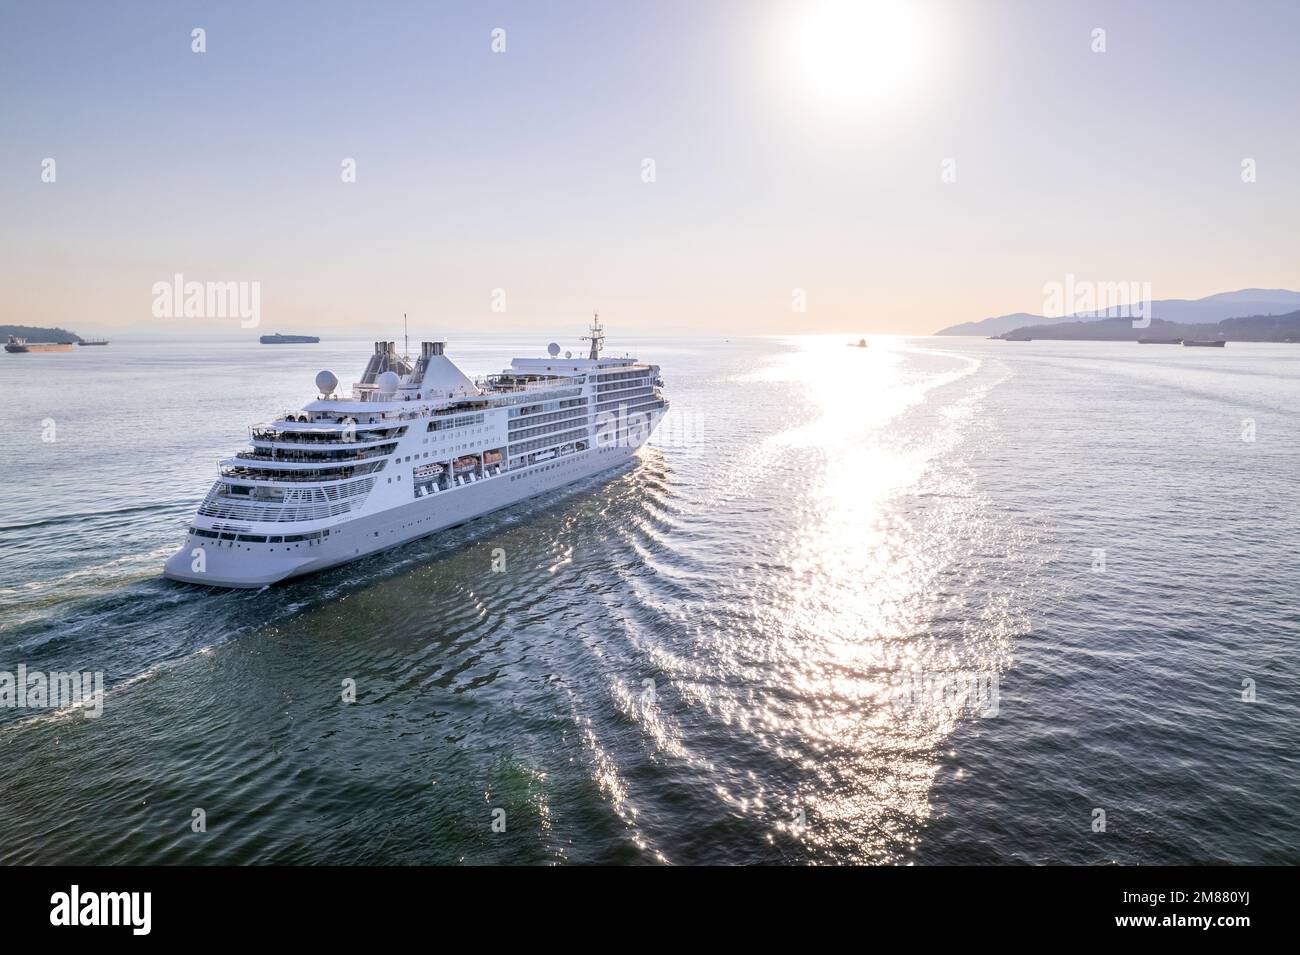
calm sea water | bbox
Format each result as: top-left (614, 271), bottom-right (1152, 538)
top-left (1, 335), bottom-right (1297, 864)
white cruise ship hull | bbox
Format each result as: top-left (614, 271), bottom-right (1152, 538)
top-left (163, 440), bottom-right (648, 588)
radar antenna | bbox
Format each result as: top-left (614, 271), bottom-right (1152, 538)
top-left (581, 312), bottom-right (605, 360)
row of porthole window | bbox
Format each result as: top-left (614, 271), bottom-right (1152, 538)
top-left (508, 454), bottom-right (584, 481)
top-left (190, 527), bottom-right (331, 543)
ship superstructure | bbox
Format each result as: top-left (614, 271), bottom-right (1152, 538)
top-left (164, 321), bottom-right (667, 587)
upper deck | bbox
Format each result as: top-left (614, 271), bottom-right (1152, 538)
top-left (221, 331), bottom-right (663, 485)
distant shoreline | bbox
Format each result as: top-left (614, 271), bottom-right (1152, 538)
top-left (1, 324), bottom-right (82, 344)
top-left (975, 312), bottom-right (1300, 343)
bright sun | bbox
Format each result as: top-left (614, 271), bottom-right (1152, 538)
top-left (786, 0), bottom-right (930, 114)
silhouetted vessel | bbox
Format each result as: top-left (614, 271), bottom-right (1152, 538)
top-left (1138, 337), bottom-right (1182, 344)
top-left (847, 338), bottom-right (867, 348)
top-left (1183, 339), bottom-right (1226, 348)
top-left (78, 338), bottom-right (110, 346)
top-left (260, 333), bottom-right (320, 344)
top-left (5, 335), bottom-right (73, 353)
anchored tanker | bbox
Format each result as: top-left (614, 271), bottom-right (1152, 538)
top-left (5, 335), bottom-right (74, 353)
top-left (260, 333), bottom-right (320, 344)
top-left (164, 318), bottom-right (667, 588)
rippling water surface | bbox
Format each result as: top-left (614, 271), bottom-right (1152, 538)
top-left (1, 335), bottom-right (1297, 864)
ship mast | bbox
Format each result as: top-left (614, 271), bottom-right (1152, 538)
top-left (581, 312), bottom-right (604, 360)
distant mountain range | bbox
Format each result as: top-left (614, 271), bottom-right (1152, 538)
top-left (936, 289), bottom-right (1300, 337)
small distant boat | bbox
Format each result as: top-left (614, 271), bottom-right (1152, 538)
top-left (260, 333), bottom-right (321, 344)
top-left (5, 335), bottom-right (73, 353)
top-left (77, 338), bottom-right (110, 346)
top-left (1138, 337), bottom-right (1182, 345)
top-left (846, 338), bottom-right (867, 348)
top-left (1183, 339), bottom-right (1226, 348)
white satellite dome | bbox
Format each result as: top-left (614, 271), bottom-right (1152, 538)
top-left (376, 370), bottom-right (400, 395)
top-left (315, 369), bottom-right (338, 395)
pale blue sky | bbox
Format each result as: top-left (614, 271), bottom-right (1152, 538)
top-left (2, 0), bottom-right (1297, 337)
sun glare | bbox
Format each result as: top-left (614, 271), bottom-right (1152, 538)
top-left (786, 0), bottom-right (929, 114)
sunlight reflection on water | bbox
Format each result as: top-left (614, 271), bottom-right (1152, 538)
top-left (663, 337), bottom-right (1024, 861)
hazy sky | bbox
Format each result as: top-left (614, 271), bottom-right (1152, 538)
top-left (2, 0), bottom-right (1297, 338)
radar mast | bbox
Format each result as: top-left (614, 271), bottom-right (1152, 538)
top-left (581, 312), bottom-right (605, 360)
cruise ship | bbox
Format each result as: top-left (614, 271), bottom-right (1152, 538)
top-left (163, 319), bottom-right (667, 588)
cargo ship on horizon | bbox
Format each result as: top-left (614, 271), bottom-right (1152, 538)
top-left (5, 335), bottom-right (73, 353)
top-left (260, 333), bottom-right (321, 344)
